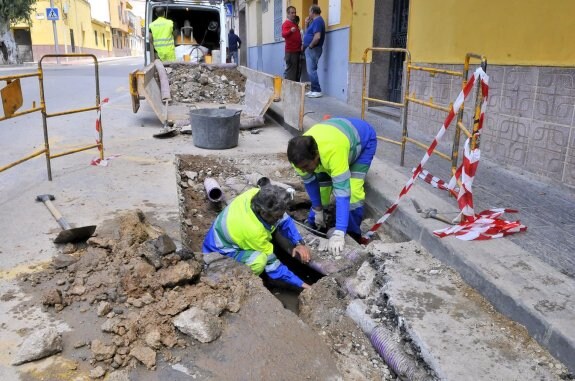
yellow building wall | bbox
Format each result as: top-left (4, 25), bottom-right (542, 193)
top-left (90, 22), bottom-right (112, 52)
top-left (246, 1), bottom-right (258, 46)
top-left (25, 1), bottom-right (56, 45)
top-left (408, 0), bottom-right (575, 66)
top-left (246, 0), bottom-right (374, 63)
top-left (291, 0), bottom-right (373, 62)
top-left (17, 0), bottom-right (110, 54)
top-left (261, 1), bottom-right (276, 45)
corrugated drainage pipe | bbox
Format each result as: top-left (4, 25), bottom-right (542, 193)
top-left (346, 299), bottom-right (432, 381)
top-left (204, 177), bottom-right (224, 203)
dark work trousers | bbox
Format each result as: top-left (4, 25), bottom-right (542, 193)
top-left (284, 51), bottom-right (301, 81)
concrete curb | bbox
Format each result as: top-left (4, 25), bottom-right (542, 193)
top-left (364, 158), bottom-right (575, 373)
top-left (266, 101), bottom-right (575, 373)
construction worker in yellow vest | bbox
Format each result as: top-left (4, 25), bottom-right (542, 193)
top-left (149, 7), bottom-right (176, 61)
top-left (202, 185), bottom-right (312, 289)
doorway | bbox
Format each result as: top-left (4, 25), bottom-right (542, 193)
top-left (239, 7), bottom-right (246, 65)
top-left (368, 0), bottom-right (409, 105)
top-left (388, 0), bottom-right (409, 102)
top-left (13, 29), bottom-right (33, 62)
top-left (70, 29), bottom-right (76, 53)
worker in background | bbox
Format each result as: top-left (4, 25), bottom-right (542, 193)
top-left (202, 185), bottom-right (312, 289)
top-left (287, 117), bottom-right (378, 253)
top-left (227, 28), bottom-right (241, 64)
top-left (149, 7), bottom-right (176, 61)
top-left (175, 20), bottom-right (198, 45)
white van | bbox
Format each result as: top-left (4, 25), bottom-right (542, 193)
top-left (145, 0), bottom-right (228, 65)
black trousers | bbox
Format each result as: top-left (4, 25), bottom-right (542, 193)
top-left (284, 51), bottom-right (301, 82)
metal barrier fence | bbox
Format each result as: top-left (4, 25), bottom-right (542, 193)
top-left (361, 48), bottom-right (487, 178)
top-left (0, 54), bottom-right (105, 181)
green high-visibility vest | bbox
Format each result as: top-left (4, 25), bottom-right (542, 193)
top-left (149, 17), bottom-right (175, 61)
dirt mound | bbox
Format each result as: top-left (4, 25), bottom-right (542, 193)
top-left (167, 64), bottom-right (246, 104)
top-left (18, 210), bottom-right (256, 378)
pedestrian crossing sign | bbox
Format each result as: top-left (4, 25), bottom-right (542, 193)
top-left (46, 7), bottom-right (59, 21)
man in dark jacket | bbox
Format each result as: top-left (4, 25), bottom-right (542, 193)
top-left (228, 28), bottom-right (241, 64)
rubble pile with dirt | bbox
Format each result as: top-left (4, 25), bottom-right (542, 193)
top-left (17, 210), bottom-right (257, 378)
top-left (167, 64), bottom-right (246, 104)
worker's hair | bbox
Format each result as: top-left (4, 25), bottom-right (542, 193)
top-left (310, 5), bottom-right (321, 15)
top-left (251, 185), bottom-right (290, 219)
top-left (154, 7), bottom-right (166, 17)
top-left (229, 28), bottom-right (235, 34)
top-left (287, 135), bottom-right (318, 165)
top-left (286, 6), bottom-right (296, 13)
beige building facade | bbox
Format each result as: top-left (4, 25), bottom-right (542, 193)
top-left (11, 0), bottom-right (142, 62)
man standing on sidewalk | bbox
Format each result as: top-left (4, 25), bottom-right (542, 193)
top-left (282, 6), bottom-right (302, 81)
top-left (303, 5), bottom-right (325, 98)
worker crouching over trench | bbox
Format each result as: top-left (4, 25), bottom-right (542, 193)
top-left (202, 185), bottom-right (313, 289)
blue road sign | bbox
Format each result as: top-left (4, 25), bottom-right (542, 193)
top-left (225, 3), bottom-right (233, 17)
top-left (46, 7), bottom-right (59, 21)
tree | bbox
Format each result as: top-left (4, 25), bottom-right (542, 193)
top-left (0, 0), bottom-right (36, 64)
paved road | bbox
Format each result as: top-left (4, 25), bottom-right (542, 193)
top-left (0, 56), bottom-right (147, 198)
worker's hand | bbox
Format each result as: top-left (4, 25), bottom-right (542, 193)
top-left (301, 282), bottom-right (311, 289)
top-left (291, 26), bottom-right (296, 33)
top-left (328, 230), bottom-right (345, 255)
top-left (311, 207), bottom-right (326, 229)
top-left (292, 244), bottom-right (311, 264)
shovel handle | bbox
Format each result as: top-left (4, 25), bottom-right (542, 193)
top-left (42, 199), bottom-right (72, 230)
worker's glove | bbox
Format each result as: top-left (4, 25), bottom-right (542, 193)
top-left (310, 208), bottom-right (326, 229)
top-left (328, 230), bottom-right (345, 255)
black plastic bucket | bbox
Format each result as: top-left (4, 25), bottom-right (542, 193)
top-left (190, 108), bottom-right (242, 149)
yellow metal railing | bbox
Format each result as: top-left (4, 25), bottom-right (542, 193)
top-left (361, 48), bottom-right (487, 181)
top-left (1, 54), bottom-right (105, 180)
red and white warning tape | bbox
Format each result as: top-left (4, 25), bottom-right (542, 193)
top-left (417, 169), bottom-right (459, 195)
top-left (362, 67), bottom-right (486, 241)
top-left (91, 97), bottom-right (120, 167)
top-left (433, 208), bottom-right (526, 240)
top-left (363, 67), bottom-right (526, 242)
top-left (95, 97), bottom-right (109, 150)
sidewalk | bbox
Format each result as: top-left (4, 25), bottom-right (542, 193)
top-left (269, 93), bottom-right (575, 372)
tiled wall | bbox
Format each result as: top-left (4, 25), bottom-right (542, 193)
top-left (406, 64), bottom-right (575, 187)
top-left (347, 63), bottom-right (368, 109)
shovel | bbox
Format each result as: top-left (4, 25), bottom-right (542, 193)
top-left (36, 194), bottom-right (97, 244)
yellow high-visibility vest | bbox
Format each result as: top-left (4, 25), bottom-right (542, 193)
top-left (149, 17), bottom-right (175, 61)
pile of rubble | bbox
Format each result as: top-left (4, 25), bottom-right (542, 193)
top-left (167, 64), bottom-right (246, 104)
top-left (15, 210), bottom-right (255, 379)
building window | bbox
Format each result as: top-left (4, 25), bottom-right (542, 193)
top-left (262, 0), bottom-right (268, 13)
top-left (94, 31), bottom-right (98, 46)
top-left (273, 0), bottom-right (282, 41)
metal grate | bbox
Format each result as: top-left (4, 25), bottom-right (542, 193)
top-left (387, 0), bottom-right (409, 102)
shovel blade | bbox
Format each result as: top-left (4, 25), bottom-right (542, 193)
top-left (54, 225), bottom-right (97, 244)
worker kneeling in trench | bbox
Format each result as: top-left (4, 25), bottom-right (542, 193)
top-left (202, 185), bottom-right (313, 289)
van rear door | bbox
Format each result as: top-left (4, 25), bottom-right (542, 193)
top-left (145, 0), bottom-right (227, 65)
